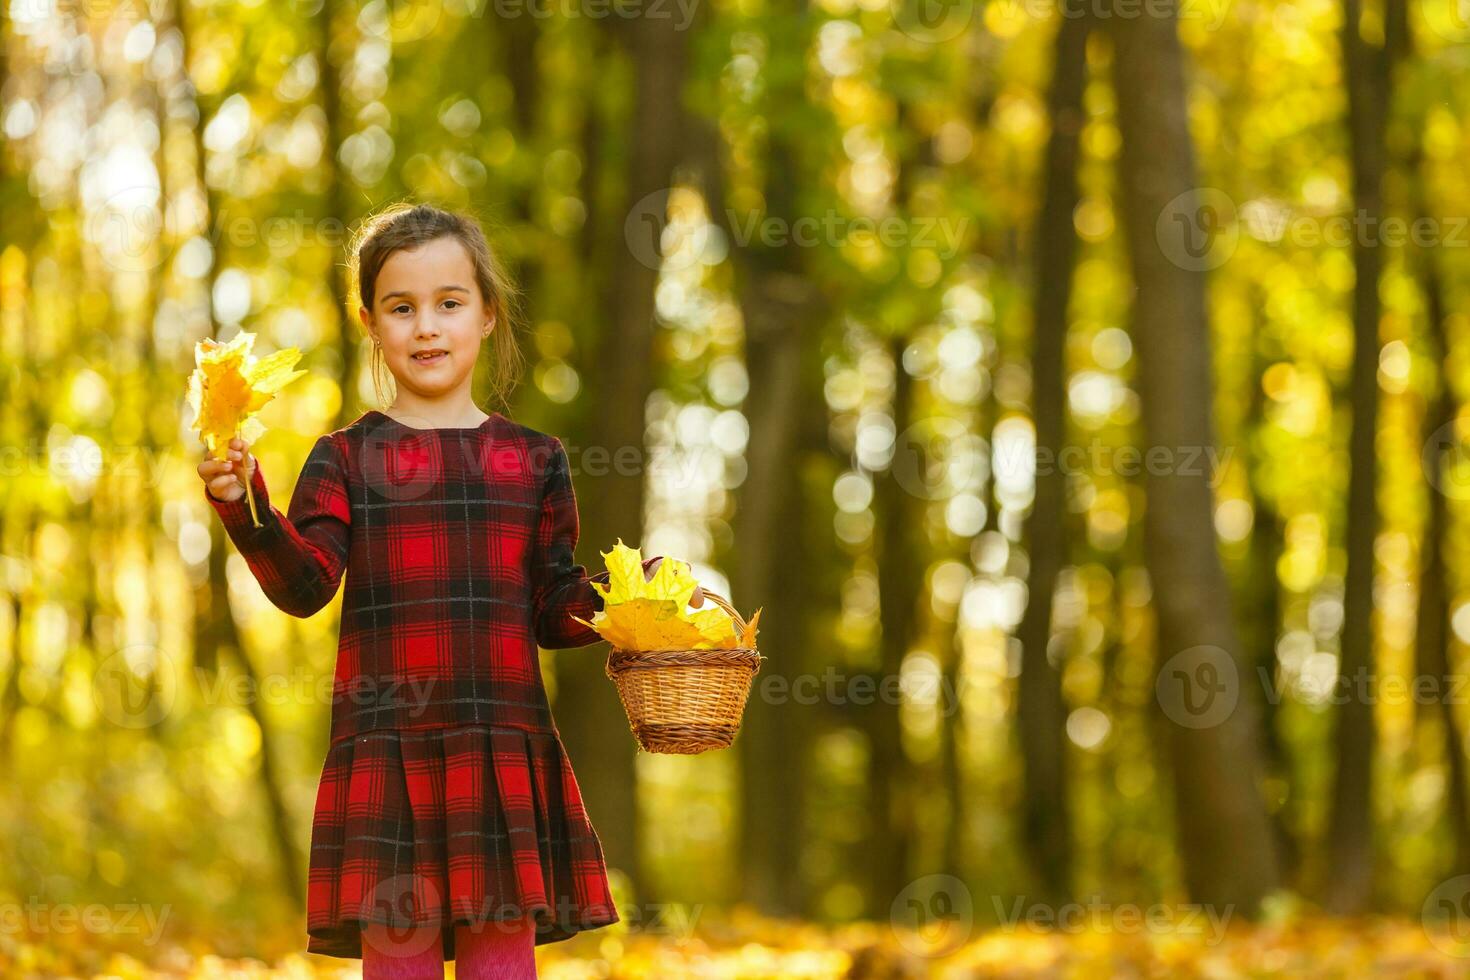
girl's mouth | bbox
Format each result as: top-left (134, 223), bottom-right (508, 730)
top-left (411, 349), bottom-right (448, 365)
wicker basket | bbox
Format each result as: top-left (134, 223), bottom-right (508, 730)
top-left (603, 590), bottom-right (764, 754)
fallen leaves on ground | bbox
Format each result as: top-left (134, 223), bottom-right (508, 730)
top-left (4, 907), bottom-right (1470, 979)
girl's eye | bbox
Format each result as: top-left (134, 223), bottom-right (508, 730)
top-left (443, 300), bottom-right (461, 310)
top-left (392, 305), bottom-right (411, 314)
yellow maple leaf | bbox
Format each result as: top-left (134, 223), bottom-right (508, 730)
top-left (573, 539), bottom-right (759, 651)
top-left (186, 331), bottom-right (307, 527)
top-left (740, 607), bottom-right (762, 649)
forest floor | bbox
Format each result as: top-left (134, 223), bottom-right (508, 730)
top-left (2, 906), bottom-right (1469, 978)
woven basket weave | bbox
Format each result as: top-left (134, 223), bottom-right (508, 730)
top-left (603, 590), bottom-right (764, 754)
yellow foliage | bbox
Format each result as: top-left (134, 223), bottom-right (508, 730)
top-left (185, 331), bottom-right (306, 527)
top-left (571, 539), bottom-right (761, 651)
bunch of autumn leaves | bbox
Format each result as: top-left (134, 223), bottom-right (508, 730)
top-left (187, 332), bottom-right (306, 528)
top-left (575, 540), bottom-right (761, 652)
top-left (186, 332), bottom-right (760, 651)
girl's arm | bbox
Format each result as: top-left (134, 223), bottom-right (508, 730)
top-left (531, 437), bottom-right (658, 648)
top-left (206, 433), bottom-right (352, 618)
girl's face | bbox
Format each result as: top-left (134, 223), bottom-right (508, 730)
top-left (360, 236), bottom-right (494, 402)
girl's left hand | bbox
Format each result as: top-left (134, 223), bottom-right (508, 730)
top-left (645, 557), bottom-right (704, 608)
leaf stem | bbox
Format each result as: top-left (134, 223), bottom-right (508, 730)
top-left (235, 424), bottom-right (262, 527)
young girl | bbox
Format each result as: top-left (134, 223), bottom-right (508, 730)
top-left (196, 202), bottom-right (700, 978)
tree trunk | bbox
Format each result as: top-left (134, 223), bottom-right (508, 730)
top-left (738, 332), bottom-right (825, 914)
top-left (0, 0), bottom-right (37, 249)
top-left (557, 11), bottom-right (691, 903)
top-left (1395, 4), bottom-right (1470, 879)
top-left (729, 267), bottom-right (820, 915)
top-left (1109, 0), bottom-right (1281, 912)
top-left (0, 300), bottom-right (42, 768)
top-left (1414, 263), bottom-right (1470, 876)
top-left (1241, 316), bottom-right (1297, 881)
top-left (682, 1), bottom-right (826, 909)
top-left (499, 9), bottom-right (541, 403)
top-left (1324, 0), bottom-right (1398, 915)
top-left (865, 335), bottom-right (928, 915)
top-left (316, 0), bottom-right (364, 428)
top-left (1015, 7), bottom-right (1090, 905)
top-left (177, 0), bottom-right (306, 907)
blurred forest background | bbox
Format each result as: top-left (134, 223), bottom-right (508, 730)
top-left (5, 0), bottom-right (1470, 974)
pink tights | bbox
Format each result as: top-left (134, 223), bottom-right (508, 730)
top-left (361, 915), bottom-right (537, 979)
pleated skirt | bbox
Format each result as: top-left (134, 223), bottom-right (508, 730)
top-left (304, 724), bottom-right (620, 960)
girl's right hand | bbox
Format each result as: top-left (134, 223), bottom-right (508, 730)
top-left (198, 437), bottom-right (256, 503)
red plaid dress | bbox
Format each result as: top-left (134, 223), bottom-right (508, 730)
top-left (206, 409), bottom-right (656, 960)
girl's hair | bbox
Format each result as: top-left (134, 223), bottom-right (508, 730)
top-left (347, 201), bottom-right (526, 412)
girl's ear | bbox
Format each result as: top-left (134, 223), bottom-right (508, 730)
top-left (359, 306), bottom-right (374, 335)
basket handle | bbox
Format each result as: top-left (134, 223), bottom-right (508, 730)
top-left (699, 588), bottom-right (746, 632)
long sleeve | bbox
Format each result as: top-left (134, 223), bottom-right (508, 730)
top-left (206, 432), bottom-right (352, 618)
top-left (531, 436), bottom-right (657, 649)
